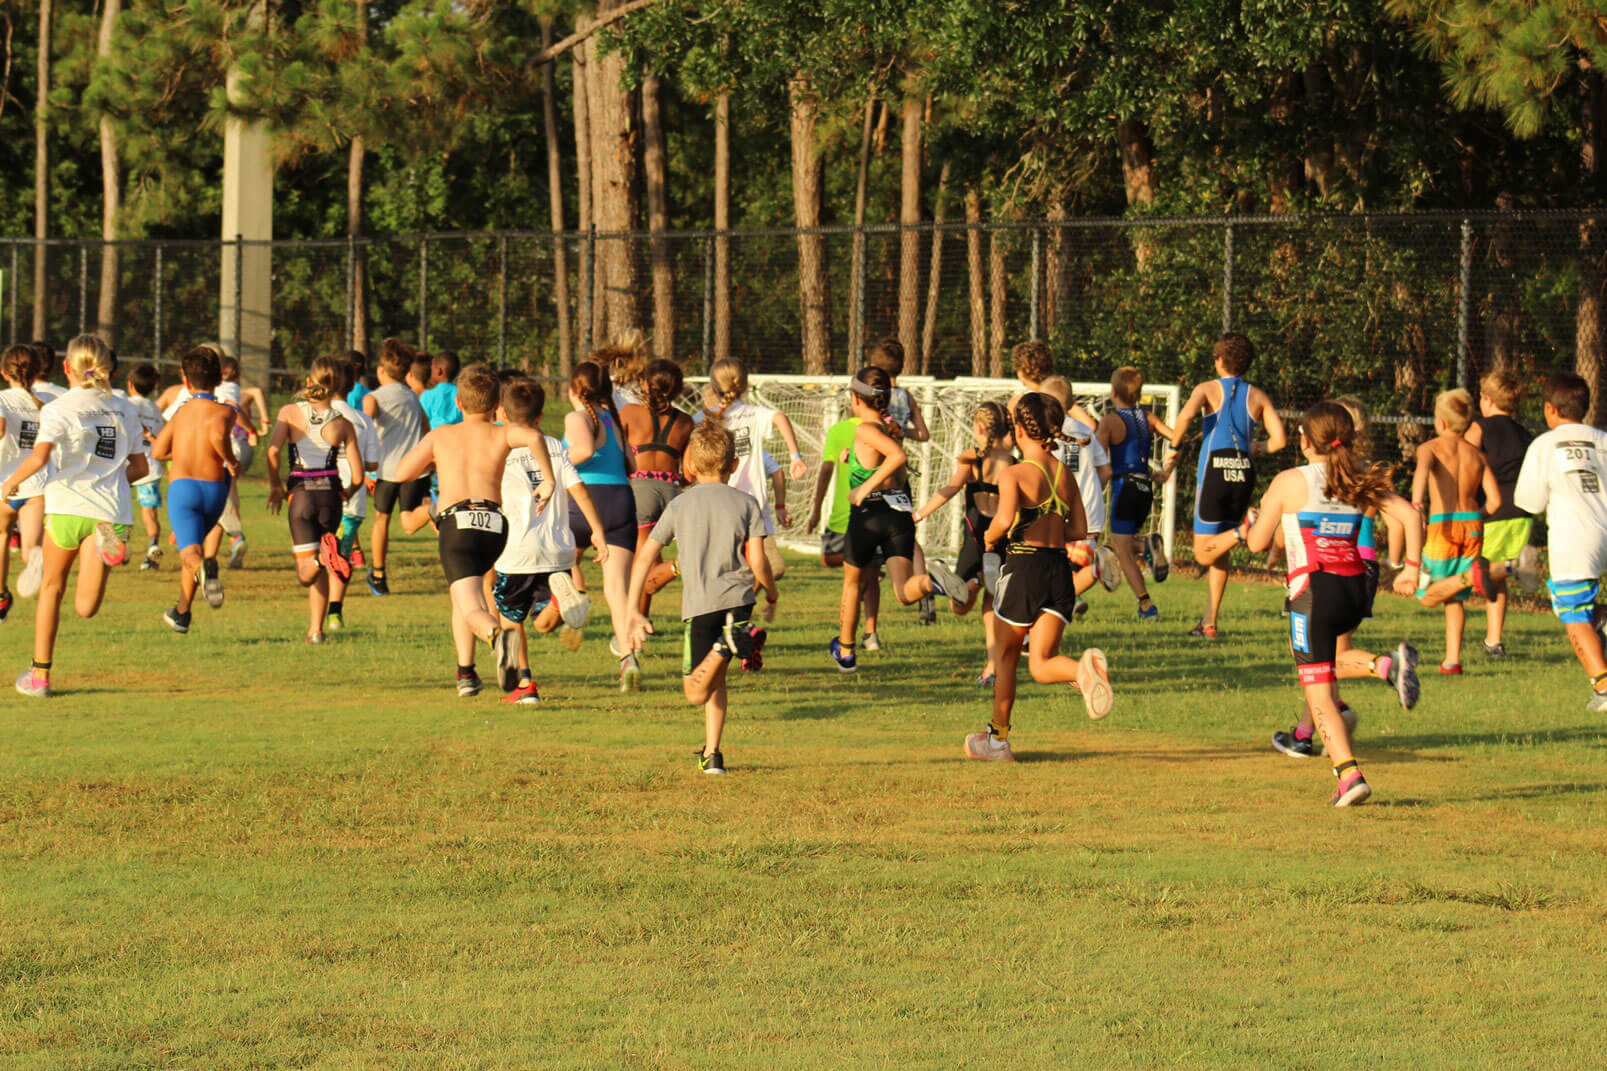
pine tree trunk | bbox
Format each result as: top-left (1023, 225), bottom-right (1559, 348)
top-left (988, 222), bottom-right (1006, 378)
top-left (586, 1), bottom-right (641, 344)
top-left (898, 94), bottom-right (922, 371)
top-left (642, 70), bottom-right (672, 359)
top-left (95, 0), bottom-right (121, 345)
top-left (1117, 116), bottom-right (1155, 271)
top-left (32, 0), bottom-right (50, 341)
top-left (347, 2), bottom-right (369, 357)
top-left (920, 159), bottom-right (951, 375)
top-left (1045, 201), bottom-right (1068, 338)
top-left (571, 39), bottom-right (593, 355)
top-left (966, 186), bottom-right (985, 376)
top-left (713, 92), bottom-right (731, 365)
top-left (789, 75), bottom-right (830, 375)
top-left (847, 95), bottom-right (876, 365)
top-left (542, 19), bottom-right (571, 376)
top-left (1578, 67), bottom-right (1606, 426)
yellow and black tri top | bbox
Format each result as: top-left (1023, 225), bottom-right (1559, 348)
top-left (1006, 457), bottom-right (1073, 546)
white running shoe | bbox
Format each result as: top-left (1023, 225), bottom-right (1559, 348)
top-left (1514, 544), bottom-right (1541, 596)
top-left (1095, 544), bottom-right (1121, 592)
top-left (227, 535), bottom-right (248, 569)
top-left (862, 631), bottom-right (882, 652)
top-left (16, 547), bottom-right (43, 598)
top-left (549, 572), bottom-right (591, 630)
top-left (925, 559), bottom-right (965, 606)
top-left (1076, 648), bottom-right (1113, 720)
top-left (95, 522), bottom-right (128, 567)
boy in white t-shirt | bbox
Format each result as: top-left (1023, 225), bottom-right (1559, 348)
top-left (124, 363), bottom-right (167, 570)
top-left (1512, 373), bottom-right (1607, 712)
top-left (492, 378), bottom-right (608, 703)
top-left (325, 358), bottom-right (382, 631)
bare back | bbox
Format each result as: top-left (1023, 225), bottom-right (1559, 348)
top-left (1419, 434), bottom-right (1487, 513)
top-left (430, 418), bottom-right (515, 505)
top-left (620, 403), bottom-right (693, 475)
top-left (159, 399), bottom-right (237, 482)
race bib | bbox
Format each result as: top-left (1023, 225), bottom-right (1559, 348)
top-left (94, 425), bottom-right (118, 460)
top-left (18, 419), bottom-right (38, 450)
top-left (1557, 440), bottom-right (1602, 494)
top-left (454, 509), bottom-right (505, 533)
top-left (883, 490), bottom-right (913, 513)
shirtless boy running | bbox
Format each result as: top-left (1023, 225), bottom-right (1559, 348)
top-left (393, 363), bottom-right (559, 696)
top-left (152, 346), bottom-right (239, 633)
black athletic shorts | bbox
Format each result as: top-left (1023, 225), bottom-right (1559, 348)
top-left (993, 545), bottom-right (1078, 627)
top-left (956, 521), bottom-right (987, 583)
top-left (438, 500), bottom-right (508, 583)
top-left (494, 570), bottom-right (555, 623)
top-left (1289, 571), bottom-right (1369, 686)
top-left (1363, 559), bottom-right (1379, 620)
top-left (1109, 473), bottom-right (1155, 536)
top-left (288, 478), bottom-right (343, 554)
top-left (570, 483), bottom-right (637, 552)
top-left (373, 476), bottom-right (431, 516)
top-left (1194, 448), bottom-right (1255, 535)
top-left (681, 604), bottom-right (754, 676)
top-left (845, 497), bottom-right (916, 569)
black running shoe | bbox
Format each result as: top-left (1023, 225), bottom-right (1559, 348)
top-left (697, 748), bottom-right (726, 775)
top-left (716, 613), bottom-right (767, 670)
top-left (1272, 728), bottom-right (1315, 758)
top-left (367, 570), bottom-right (390, 597)
top-left (918, 591), bottom-right (937, 624)
top-left (162, 606), bottom-right (191, 634)
top-left (1146, 533), bottom-right (1170, 583)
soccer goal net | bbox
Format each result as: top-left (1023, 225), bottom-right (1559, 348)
top-left (681, 375), bottom-right (1181, 564)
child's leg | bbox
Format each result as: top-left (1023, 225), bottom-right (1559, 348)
top-left (598, 541), bottom-right (634, 658)
top-left (307, 568), bottom-right (330, 635)
top-left (1565, 621), bottom-right (1607, 681)
top-left (1025, 613), bottom-right (1083, 685)
top-left (990, 621), bottom-right (1030, 733)
top-left (885, 556), bottom-right (928, 605)
top-left (19, 497), bottom-right (42, 563)
top-left (763, 534), bottom-right (786, 581)
top-left (71, 538), bottom-right (114, 619)
top-left (32, 535), bottom-right (80, 679)
top-left (1443, 602), bottom-right (1464, 667)
top-left (1305, 678), bottom-right (1357, 768)
top-left (141, 504), bottom-right (160, 546)
top-left (1110, 533), bottom-right (1150, 604)
top-left (1202, 563), bottom-right (1230, 627)
top-left (862, 564), bottom-right (881, 634)
top-left (176, 544), bottom-right (204, 614)
top-left (981, 597), bottom-right (998, 677)
top-left (451, 601), bottom-right (479, 669)
top-left (448, 574), bottom-right (500, 643)
top-left (328, 570), bottom-right (349, 613)
top-left (1484, 577), bottom-right (1508, 648)
top-left (0, 503), bottom-right (14, 583)
top-left (370, 511), bottom-right (392, 573)
top-left (838, 563), bottom-right (865, 646)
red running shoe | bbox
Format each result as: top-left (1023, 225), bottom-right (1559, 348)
top-left (319, 532), bottom-right (352, 582)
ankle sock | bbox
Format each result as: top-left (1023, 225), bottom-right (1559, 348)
top-left (328, 601), bottom-right (342, 615)
top-left (1294, 723), bottom-right (1314, 742)
top-left (1592, 671), bottom-right (1607, 695)
top-left (987, 723), bottom-right (1009, 742)
top-left (1374, 654), bottom-right (1393, 681)
top-left (456, 665), bottom-right (475, 679)
top-left (1333, 758), bottom-right (1360, 781)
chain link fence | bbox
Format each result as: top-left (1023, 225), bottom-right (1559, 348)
top-left (2, 211), bottom-right (1601, 435)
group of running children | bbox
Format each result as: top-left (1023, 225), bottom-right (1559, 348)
top-left (2, 330), bottom-right (1603, 805)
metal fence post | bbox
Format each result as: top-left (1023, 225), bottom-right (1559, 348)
top-left (418, 235), bottom-right (429, 349)
top-left (154, 244), bottom-right (164, 360)
top-left (1457, 218), bottom-right (1473, 391)
top-left (345, 236), bottom-right (355, 351)
top-left (497, 234), bottom-right (509, 366)
top-left (702, 234), bottom-right (714, 371)
top-left (234, 234), bottom-right (244, 360)
top-left (78, 245), bottom-right (88, 334)
top-left (1030, 227), bottom-right (1042, 340)
top-left (8, 243), bottom-right (16, 345)
top-left (1221, 222), bottom-right (1235, 333)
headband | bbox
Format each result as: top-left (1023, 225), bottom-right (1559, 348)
top-left (849, 379), bottom-right (884, 399)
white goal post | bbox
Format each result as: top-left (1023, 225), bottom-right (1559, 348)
top-left (680, 374), bottom-right (1181, 564)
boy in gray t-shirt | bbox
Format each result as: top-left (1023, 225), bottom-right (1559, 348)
top-left (627, 422), bottom-right (779, 775)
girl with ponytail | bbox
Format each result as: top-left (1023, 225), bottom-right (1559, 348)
top-left (913, 400), bottom-right (1013, 681)
top-left (620, 358), bottom-right (694, 617)
top-left (0, 345), bottom-right (49, 611)
top-left (829, 367), bottom-right (967, 673)
top-left (565, 358), bottom-right (642, 688)
top-left (2, 334), bottom-right (149, 698)
top-left (1242, 399), bottom-right (1423, 807)
top-left (964, 391), bottom-right (1114, 761)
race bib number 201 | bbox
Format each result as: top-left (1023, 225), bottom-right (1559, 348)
top-left (1557, 441), bottom-right (1602, 494)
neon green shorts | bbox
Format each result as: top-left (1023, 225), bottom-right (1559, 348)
top-left (46, 514), bottom-right (129, 551)
top-left (1482, 517), bottom-right (1532, 565)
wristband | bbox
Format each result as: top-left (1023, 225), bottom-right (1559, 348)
top-left (1403, 558), bottom-right (1420, 568)
top-left (790, 452), bottom-right (803, 461)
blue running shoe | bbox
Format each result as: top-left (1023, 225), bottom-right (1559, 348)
top-left (828, 637), bottom-right (857, 673)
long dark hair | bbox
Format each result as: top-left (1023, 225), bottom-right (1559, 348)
top-left (1303, 400), bottom-right (1394, 510)
top-left (571, 359), bottom-right (621, 437)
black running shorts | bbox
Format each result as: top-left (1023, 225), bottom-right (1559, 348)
top-left (569, 483), bottom-right (637, 552)
top-left (438, 501), bottom-right (508, 583)
top-left (494, 570), bottom-right (555, 623)
top-left (845, 498), bottom-right (916, 569)
top-left (1109, 473), bottom-right (1155, 536)
top-left (373, 476), bottom-right (431, 515)
top-left (1289, 571), bottom-right (1369, 685)
top-left (993, 544), bottom-right (1078, 627)
top-left (289, 479), bottom-right (343, 554)
top-left (681, 604), bottom-right (754, 676)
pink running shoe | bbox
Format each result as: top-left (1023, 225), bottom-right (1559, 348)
top-left (95, 522), bottom-right (128, 567)
top-left (319, 532), bottom-right (352, 582)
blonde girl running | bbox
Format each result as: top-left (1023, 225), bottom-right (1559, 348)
top-left (0, 345), bottom-right (50, 615)
top-left (2, 335), bottom-right (148, 697)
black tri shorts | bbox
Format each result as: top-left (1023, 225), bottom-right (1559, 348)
top-left (438, 499), bottom-right (509, 583)
top-left (1195, 448), bottom-right (1255, 533)
top-left (845, 496), bottom-right (916, 569)
top-left (993, 544), bottom-right (1078, 627)
top-left (1289, 571), bottom-right (1369, 686)
top-left (373, 476), bottom-right (431, 515)
top-left (288, 477), bottom-right (344, 554)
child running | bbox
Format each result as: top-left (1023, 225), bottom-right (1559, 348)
top-left (124, 363), bottom-right (167, 571)
top-left (152, 346), bottom-right (239, 632)
top-left (867, 338), bottom-right (930, 442)
top-left (807, 405), bottom-right (885, 654)
top-left (914, 400), bottom-right (1013, 682)
top-left (626, 420), bottom-right (776, 775)
top-left (1244, 401), bottom-right (1422, 805)
top-left (394, 363), bottom-right (559, 696)
top-left (1095, 367), bottom-right (1178, 620)
top-left (1168, 332), bottom-right (1287, 638)
top-left (1465, 370), bottom-right (1539, 657)
top-left (0, 345), bottom-right (49, 613)
top-left (1040, 375), bottom-right (1119, 611)
top-left (265, 357), bottom-right (366, 644)
top-left (213, 355), bottom-right (271, 568)
top-left (1511, 374), bottom-right (1607, 710)
top-left (326, 358), bottom-right (382, 631)
top-left (3, 334), bottom-right (148, 698)
top-left (1412, 389), bottom-right (1502, 674)
top-left (966, 392), bottom-right (1114, 761)
top-left (363, 338), bottom-right (432, 595)
top-left (830, 367), bottom-right (964, 673)
top-left (619, 357), bottom-right (694, 619)
top-left (492, 377), bottom-right (608, 704)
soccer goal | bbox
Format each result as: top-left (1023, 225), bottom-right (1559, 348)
top-left (681, 375), bottom-right (1181, 565)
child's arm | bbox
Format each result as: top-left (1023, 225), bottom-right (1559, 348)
top-left (913, 454), bottom-right (973, 523)
top-left (1252, 388), bottom-right (1287, 455)
top-left (566, 481), bottom-right (610, 563)
top-left (1410, 440), bottom-right (1434, 512)
top-left (1244, 471), bottom-right (1299, 553)
top-left (507, 426), bottom-right (559, 511)
top-left (747, 534), bottom-right (778, 620)
top-left (769, 410), bottom-right (808, 479)
top-left (0, 442), bottom-right (51, 500)
top-left (1067, 402), bottom-right (1098, 431)
top-left (1147, 410), bottom-right (1178, 443)
top-left (770, 467), bottom-right (790, 528)
top-left (244, 387), bottom-right (271, 433)
top-left (805, 460), bottom-right (833, 532)
top-left (906, 394), bottom-right (931, 443)
top-left (1465, 421), bottom-right (1484, 450)
top-left (983, 470), bottom-right (1019, 550)
top-left (1167, 383), bottom-right (1210, 445)
top-left (1380, 493), bottom-right (1425, 595)
top-left (264, 413), bottom-right (293, 513)
top-left (625, 535), bottom-right (665, 649)
top-left (152, 417), bottom-right (176, 462)
top-left (563, 409), bottom-right (598, 466)
top-left (1479, 454), bottom-right (1503, 517)
top-left (362, 393), bottom-right (379, 421)
top-left (392, 430), bottom-right (437, 485)
top-left (847, 423), bottom-right (907, 505)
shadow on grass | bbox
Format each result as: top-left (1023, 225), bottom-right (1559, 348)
top-left (1378, 724), bottom-right (1607, 753)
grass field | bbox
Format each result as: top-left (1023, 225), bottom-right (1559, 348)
top-left (3, 476), bottom-right (1606, 1068)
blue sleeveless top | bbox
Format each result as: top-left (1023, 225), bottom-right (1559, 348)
top-left (569, 411), bottom-right (630, 486)
top-left (1109, 407), bottom-right (1152, 478)
top-left (1196, 377), bottom-right (1253, 488)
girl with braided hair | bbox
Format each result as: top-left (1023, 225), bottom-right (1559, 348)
top-left (966, 392), bottom-right (1113, 760)
top-left (1243, 400), bottom-right (1423, 806)
top-left (564, 359), bottom-right (641, 689)
top-left (914, 400), bottom-right (1013, 682)
top-left (620, 358), bottom-right (694, 617)
top-left (829, 367), bottom-right (965, 672)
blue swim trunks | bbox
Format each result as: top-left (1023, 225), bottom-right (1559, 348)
top-left (167, 477), bottom-right (232, 551)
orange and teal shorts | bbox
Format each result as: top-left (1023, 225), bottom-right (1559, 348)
top-left (1417, 511), bottom-right (1483, 602)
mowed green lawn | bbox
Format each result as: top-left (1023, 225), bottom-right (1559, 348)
top-left (3, 477), bottom-right (1605, 1068)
